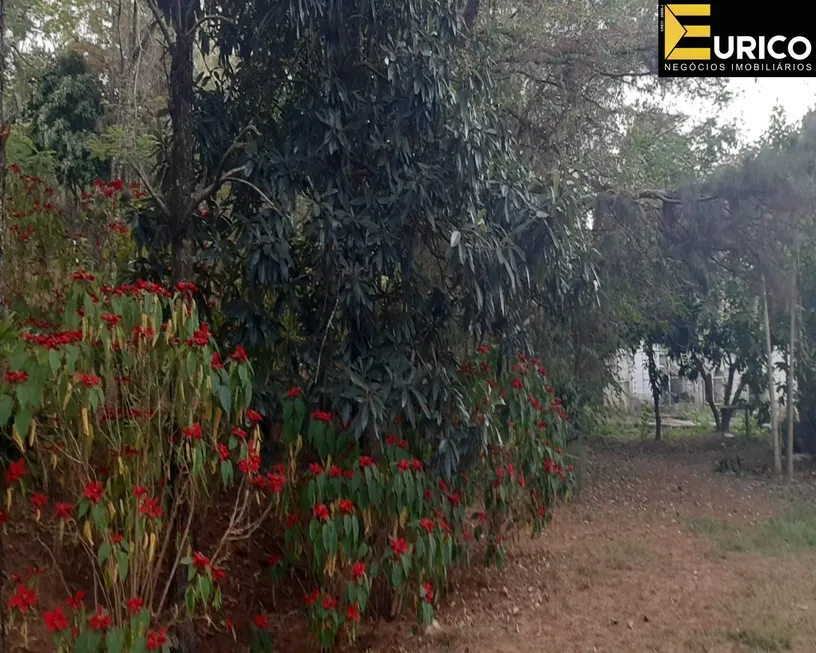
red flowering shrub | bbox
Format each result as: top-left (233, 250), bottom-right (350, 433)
top-left (0, 276), bottom-right (260, 652)
top-left (1, 200), bottom-right (573, 652)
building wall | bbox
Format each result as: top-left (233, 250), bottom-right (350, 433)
top-left (609, 344), bottom-right (788, 409)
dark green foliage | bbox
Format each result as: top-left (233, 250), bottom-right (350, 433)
top-left (129, 0), bottom-right (578, 470)
top-left (25, 50), bottom-right (108, 191)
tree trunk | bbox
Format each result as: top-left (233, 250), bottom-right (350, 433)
top-left (0, 0), bottom-right (6, 320)
top-left (700, 367), bottom-right (721, 432)
top-left (762, 273), bottom-right (781, 474)
top-left (646, 344), bottom-right (662, 441)
top-left (786, 255), bottom-right (798, 482)
top-left (721, 375), bottom-right (748, 434)
top-left (167, 0), bottom-right (197, 284)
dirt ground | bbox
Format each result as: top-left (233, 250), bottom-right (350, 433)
top-left (372, 434), bottom-right (816, 653)
top-left (6, 433), bottom-right (816, 652)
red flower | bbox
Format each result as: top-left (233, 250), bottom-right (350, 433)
top-left (308, 462), bottom-right (323, 476)
top-left (83, 481), bottom-right (105, 504)
top-left (246, 409), bottom-right (263, 423)
top-left (230, 345), bottom-right (248, 363)
top-left (4, 370), bottom-right (28, 384)
top-left (183, 423), bottom-right (202, 440)
top-left (268, 553), bottom-right (281, 566)
top-left (192, 551), bottom-right (210, 570)
top-left (447, 492), bottom-right (461, 507)
top-left (89, 606), bottom-right (112, 631)
top-left (359, 456), bottom-right (375, 468)
top-left (186, 322), bottom-right (211, 347)
top-left (351, 562), bottom-right (366, 582)
top-left (212, 567), bottom-right (226, 582)
top-left (397, 459), bottom-right (410, 473)
top-left (423, 582), bottom-right (434, 603)
top-left (101, 313), bottom-right (122, 328)
top-left (232, 427), bottom-right (247, 440)
top-left (286, 386), bottom-right (302, 398)
top-left (329, 464), bottom-right (342, 478)
top-left (79, 373), bottom-right (101, 388)
top-left (147, 627), bottom-right (168, 650)
top-left (338, 499), bottom-right (354, 514)
top-left (311, 410), bottom-right (332, 422)
top-left (389, 537), bottom-right (408, 557)
top-left (411, 458), bottom-right (424, 472)
top-left (510, 377), bottom-right (524, 389)
top-left (313, 504), bottom-right (330, 522)
top-left (225, 618), bottom-right (235, 632)
top-left (44, 606), bottom-right (69, 632)
top-left (266, 473), bottom-right (286, 493)
top-left (346, 604), bottom-right (360, 622)
top-left (286, 514), bottom-right (299, 529)
top-left (0, 509), bottom-right (8, 524)
top-left (9, 584), bottom-right (36, 613)
top-left (140, 497), bottom-right (163, 519)
top-left (476, 343), bottom-right (491, 353)
top-left (66, 590), bottom-right (86, 609)
top-left (437, 478), bottom-right (448, 492)
top-left (322, 595), bottom-right (337, 611)
top-left (111, 533), bottom-right (123, 544)
top-left (30, 492), bottom-right (48, 510)
top-left (132, 485), bottom-right (147, 499)
top-left (254, 613), bottom-right (269, 629)
top-left (211, 352), bottom-right (224, 370)
top-left (304, 589), bottom-right (320, 606)
top-left (420, 518), bottom-right (435, 534)
top-left (127, 597), bottom-right (143, 614)
top-left (217, 444), bottom-right (230, 461)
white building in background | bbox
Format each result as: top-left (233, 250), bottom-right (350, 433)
top-left (608, 344), bottom-right (788, 411)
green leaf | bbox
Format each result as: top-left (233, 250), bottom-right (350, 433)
top-left (13, 408), bottom-right (31, 440)
top-left (117, 550), bottom-right (129, 583)
top-left (0, 395), bottom-right (12, 427)
top-left (98, 541), bottom-right (112, 567)
top-left (49, 348), bottom-right (62, 373)
top-left (75, 630), bottom-right (103, 653)
top-left (220, 459), bottom-right (233, 486)
top-left (218, 384), bottom-right (231, 415)
top-left (105, 628), bottom-right (124, 653)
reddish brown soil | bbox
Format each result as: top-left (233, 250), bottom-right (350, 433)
top-left (6, 434), bottom-right (816, 652)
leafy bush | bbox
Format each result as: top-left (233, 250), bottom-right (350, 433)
top-left (1, 177), bottom-right (574, 652)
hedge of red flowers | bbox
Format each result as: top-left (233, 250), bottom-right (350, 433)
top-left (1, 174), bottom-right (574, 652)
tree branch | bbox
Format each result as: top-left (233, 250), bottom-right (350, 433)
top-left (190, 14), bottom-right (236, 35)
top-left (143, 0), bottom-right (173, 47)
top-left (133, 163), bottom-right (171, 217)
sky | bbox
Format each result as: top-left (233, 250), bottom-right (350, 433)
top-left (668, 77), bottom-right (816, 144)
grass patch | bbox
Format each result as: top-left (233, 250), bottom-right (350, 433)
top-left (689, 513), bottom-right (816, 555)
top-left (727, 628), bottom-right (792, 651)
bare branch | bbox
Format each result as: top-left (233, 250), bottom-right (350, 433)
top-left (143, 0), bottom-right (173, 47)
top-left (190, 14), bottom-right (236, 35)
top-left (133, 163), bottom-right (171, 217)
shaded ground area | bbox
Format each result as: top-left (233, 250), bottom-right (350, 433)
top-left (378, 435), bottom-right (816, 653)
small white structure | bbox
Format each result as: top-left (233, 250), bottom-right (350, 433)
top-left (608, 343), bottom-right (787, 411)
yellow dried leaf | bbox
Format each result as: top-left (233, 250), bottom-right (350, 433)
top-left (28, 419), bottom-right (36, 447)
top-left (148, 532), bottom-right (157, 562)
top-left (212, 408), bottom-right (222, 440)
top-left (81, 408), bottom-right (90, 438)
top-left (84, 520), bottom-right (94, 545)
top-left (11, 427), bottom-right (24, 452)
top-left (62, 382), bottom-right (73, 410)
